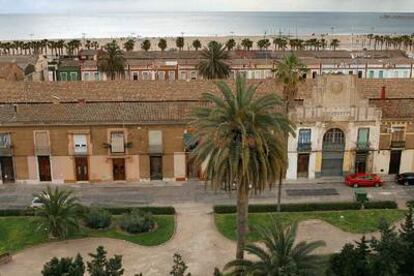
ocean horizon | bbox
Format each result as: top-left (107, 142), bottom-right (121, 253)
top-left (0, 11), bottom-right (413, 40)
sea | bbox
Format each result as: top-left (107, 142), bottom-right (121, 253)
top-left (0, 12), bottom-right (413, 40)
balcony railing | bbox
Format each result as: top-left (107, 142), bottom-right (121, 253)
top-left (356, 142), bottom-right (370, 151)
top-left (391, 140), bottom-right (405, 149)
top-left (297, 142), bottom-right (312, 152)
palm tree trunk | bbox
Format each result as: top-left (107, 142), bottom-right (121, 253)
top-left (236, 180), bottom-right (248, 260)
top-left (277, 168), bottom-right (283, 212)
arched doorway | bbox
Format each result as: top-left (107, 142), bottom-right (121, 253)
top-left (322, 128), bottom-right (345, 176)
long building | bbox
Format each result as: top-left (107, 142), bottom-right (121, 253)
top-left (0, 76), bottom-right (412, 184)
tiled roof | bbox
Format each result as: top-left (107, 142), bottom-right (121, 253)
top-left (0, 101), bottom-right (199, 125)
top-left (370, 99), bottom-right (414, 120)
top-left (0, 63), bottom-right (24, 81)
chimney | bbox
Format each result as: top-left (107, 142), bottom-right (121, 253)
top-left (380, 86), bottom-right (386, 100)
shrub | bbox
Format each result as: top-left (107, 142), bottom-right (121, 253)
top-left (104, 206), bottom-right (175, 215)
top-left (213, 201), bottom-right (397, 214)
top-left (84, 208), bottom-right (112, 229)
top-left (120, 209), bottom-right (155, 234)
top-left (42, 254), bottom-right (85, 276)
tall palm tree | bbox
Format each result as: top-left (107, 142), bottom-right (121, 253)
top-left (257, 39), bottom-right (271, 50)
top-left (35, 186), bottom-right (80, 239)
top-left (192, 39), bottom-right (202, 51)
top-left (158, 38), bottom-right (167, 51)
top-left (224, 220), bottom-right (325, 275)
top-left (189, 75), bottom-right (295, 260)
top-left (274, 54), bottom-right (308, 212)
top-left (241, 38), bottom-right (253, 51)
top-left (123, 39), bottom-right (135, 52)
top-left (141, 39), bottom-right (151, 52)
top-left (330, 39), bottom-right (340, 51)
top-left (196, 42), bottom-right (230, 79)
top-left (225, 39), bottom-right (236, 51)
top-left (176, 36), bottom-right (185, 51)
top-left (98, 40), bottom-right (125, 80)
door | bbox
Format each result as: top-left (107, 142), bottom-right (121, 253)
top-left (75, 157), bottom-right (89, 181)
top-left (322, 129), bottom-right (345, 177)
top-left (112, 158), bottom-right (126, 181)
top-left (389, 150), bottom-right (402, 174)
top-left (150, 156), bottom-right (163, 180)
top-left (38, 156), bottom-right (51, 182)
top-left (297, 154), bottom-right (310, 178)
top-left (0, 157), bottom-right (14, 183)
top-left (355, 153), bottom-right (367, 173)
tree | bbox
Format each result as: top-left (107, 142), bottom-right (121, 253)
top-left (257, 38), bottom-right (271, 50)
top-left (189, 75), bottom-right (294, 260)
top-left (327, 237), bottom-right (371, 276)
top-left (158, 38), bottom-right (167, 51)
top-left (170, 253), bottom-right (191, 276)
top-left (330, 39), bottom-right (340, 51)
top-left (399, 207), bottom-right (414, 276)
top-left (98, 40), bottom-right (125, 80)
top-left (176, 37), bottom-right (185, 51)
top-left (241, 38), bottom-right (253, 50)
top-left (35, 186), bottom-right (80, 239)
top-left (273, 37), bottom-right (288, 51)
top-left (224, 221), bottom-right (325, 275)
top-left (123, 39), bottom-right (135, 52)
top-left (192, 39), bottom-right (202, 51)
top-left (141, 39), bottom-right (151, 52)
top-left (87, 246), bottom-right (124, 276)
top-left (274, 54), bottom-right (308, 212)
top-left (225, 39), bottom-right (236, 51)
top-left (42, 254), bottom-right (85, 276)
top-left (196, 42), bottom-right (230, 79)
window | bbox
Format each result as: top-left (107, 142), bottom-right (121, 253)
top-left (73, 134), bottom-right (87, 154)
top-left (0, 133), bottom-right (11, 148)
top-left (94, 72), bottom-right (100, 80)
top-left (357, 128), bottom-right (369, 148)
top-left (83, 72), bottom-right (90, 81)
top-left (190, 71), bottom-right (197, 80)
top-left (70, 72), bottom-right (78, 81)
top-left (394, 71), bottom-right (399, 78)
top-left (133, 72), bottom-right (138, 80)
top-left (34, 131), bottom-right (50, 155)
top-left (60, 72), bottom-right (68, 81)
top-left (149, 130), bottom-right (163, 153)
top-left (348, 71), bottom-right (353, 75)
top-left (255, 71), bottom-right (261, 79)
top-left (168, 71), bottom-right (176, 80)
top-left (369, 71), bottom-right (374, 79)
top-left (180, 71), bottom-right (186, 80)
top-left (111, 132), bottom-right (125, 153)
top-left (298, 129), bottom-right (311, 144)
top-left (391, 127), bottom-right (405, 142)
top-left (378, 71), bottom-right (384, 79)
top-left (158, 71), bottom-right (165, 80)
top-left (312, 71), bottom-right (317, 79)
top-left (358, 71), bottom-right (363, 78)
top-left (142, 71), bottom-right (150, 80)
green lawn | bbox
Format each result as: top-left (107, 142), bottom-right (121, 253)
top-left (215, 209), bottom-right (406, 241)
top-left (0, 215), bottom-right (175, 254)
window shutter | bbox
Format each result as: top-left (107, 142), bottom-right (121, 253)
top-left (149, 130), bottom-right (163, 153)
top-left (73, 134), bottom-right (87, 154)
top-left (111, 132), bottom-right (125, 153)
top-left (0, 134), bottom-right (11, 148)
top-left (35, 131), bottom-right (50, 155)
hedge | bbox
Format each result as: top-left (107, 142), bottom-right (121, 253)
top-left (0, 206), bottom-right (175, 217)
top-left (214, 201), bottom-right (397, 214)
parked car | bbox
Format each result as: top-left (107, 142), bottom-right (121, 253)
top-left (30, 196), bottom-right (44, 208)
top-left (396, 173), bottom-right (414, 186)
top-left (345, 173), bottom-right (383, 188)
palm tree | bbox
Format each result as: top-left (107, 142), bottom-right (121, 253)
top-left (192, 39), bottom-right (202, 51)
top-left (158, 38), bottom-right (167, 51)
top-left (330, 39), bottom-right (340, 51)
top-left (257, 39), bottom-right (271, 50)
top-left (274, 54), bottom-right (308, 212)
top-left (196, 42), bottom-right (230, 79)
top-left (367, 34), bottom-right (374, 48)
top-left (35, 186), bottom-right (80, 239)
top-left (123, 39), bottom-right (135, 52)
top-left (141, 39), bottom-right (151, 52)
top-left (273, 37), bottom-right (288, 51)
top-left (98, 40), bottom-right (125, 80)
top-left (189, 75), bottom-right (294, 260)
top-left (176, 36), bottom-right (185, 51)
top-left (241, 38), bottom-right (253, 51)
top-left (225, 39), bottom-right (236, 51)
top-left (91, 41), bottom-right (99, 50)
top-left (224, 220), bottom-right (325, 275)
top-left (85, 40), bottom-right (92, 50)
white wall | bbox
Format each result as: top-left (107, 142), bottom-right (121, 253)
top-left (400, 150), bottom-right (414, 174)
top-left (373, 150), bottom-right (390, 175)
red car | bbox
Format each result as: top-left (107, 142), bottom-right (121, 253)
top-left (345, 173), bottom-right (383, 188)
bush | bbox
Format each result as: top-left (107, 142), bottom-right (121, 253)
top-left (214, 201), bottom-right (397, 214)
top-left (120, 209), bottom-right (155, 234)
top-left (0, 209), bottom-right (35, 216)
top-left (84, 208), bottom-right (112, 229)
top-left (104, 206), bottom-right (175, 215)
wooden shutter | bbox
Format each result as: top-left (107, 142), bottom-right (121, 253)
top-left (111, 132), bottom-right (125, 153)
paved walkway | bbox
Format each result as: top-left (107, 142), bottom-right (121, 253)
top-left (0, 203), bottom-right (391, 276)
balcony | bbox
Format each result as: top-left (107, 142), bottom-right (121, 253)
top-left (0, 146), bottom-right (12, 156)
top-left (297, 142), bottom-right (312, 152)
top-left (35, 146), bottom-right (51, 156)
top-left (356, 142), bottom-right (370, 151)
top-left (391, 140), bottom-right (405, 149)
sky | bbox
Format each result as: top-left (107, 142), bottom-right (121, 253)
top-left (0, 0), bottom-right (413, 13)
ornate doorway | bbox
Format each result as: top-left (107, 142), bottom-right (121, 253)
top-left (322, 128), bottom-right (345, 176)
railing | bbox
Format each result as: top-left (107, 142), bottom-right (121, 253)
top-left (391, 141), bottom-right (405, 149)
top-left (297, 142), bottom-right (312, 152)
top-left (0, 146), bottom-right (12, 156)
top-left (149, 144), bottom-right (163, 154)
top-left (356, 142), bottom-right (370, 151)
